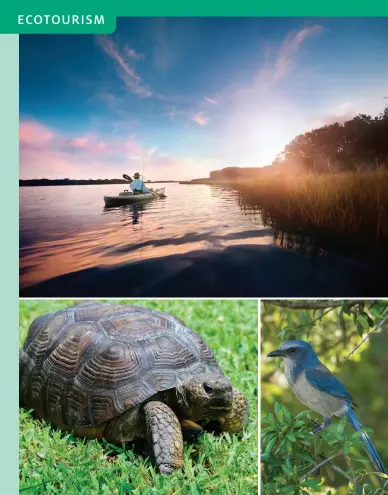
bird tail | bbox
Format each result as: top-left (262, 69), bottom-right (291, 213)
top-left (347, 408), bottom-right (387, 475)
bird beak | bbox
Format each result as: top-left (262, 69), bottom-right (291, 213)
top-left (267, 348), bottom-right (284, 358)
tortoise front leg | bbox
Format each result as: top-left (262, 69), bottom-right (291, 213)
top-left (143, 401), bottom-right (183, 474)
top-left (218, 387), bottom-right (249, 434)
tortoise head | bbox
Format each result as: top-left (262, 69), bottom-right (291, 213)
top-left (177, 373), bottom-right (233, 420)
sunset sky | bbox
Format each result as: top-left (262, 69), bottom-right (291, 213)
top-left (20, 17), bottom-right (388, 180)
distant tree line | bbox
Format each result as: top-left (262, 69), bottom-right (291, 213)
top-left (209, 167), bottom-right (263, 181)
top-left (19, 178), bottom-right (129, 187)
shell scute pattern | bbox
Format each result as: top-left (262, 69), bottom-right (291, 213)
top-left (20, 302), bottom-right (223, 428)
top-left (145, 335), bottom-right (199, 371)
top-left (72, 302), bottom-right (132, 322)
top-left (90, 388), bottom-right (126, 425)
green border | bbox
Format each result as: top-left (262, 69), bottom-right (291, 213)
top-left (0, 34), bottom-right (18, 494)
top-left (1, 1), bottom-right (388, 34)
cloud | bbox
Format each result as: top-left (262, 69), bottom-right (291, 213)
top-left (124, 46), bottom-right (145, 60)
top-left (19, 117), bottom-right (222, 181)
top-left (192, 112), bottom-right (209, 126)
top-left (273, 25), bottom-right (323, 82)
top-left (204, 96), bottom-right (218, 105)
top-left (96, 35), bottom-right (153, 98)
top-left (310, 112), bottom-right (356, 128)
top-left (19, 120), bottom-right (55, 146)
top-left (19, 119), bottom-right (168, 179)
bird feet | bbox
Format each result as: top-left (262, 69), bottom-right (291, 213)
top-left (311, 418), bottom-right (331, 435)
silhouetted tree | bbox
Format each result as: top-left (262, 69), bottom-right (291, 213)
top-left (272, 104), bottom-right (388, 174)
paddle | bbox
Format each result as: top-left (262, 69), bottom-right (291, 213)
top-left (150, 189), bottom-right (166, 198)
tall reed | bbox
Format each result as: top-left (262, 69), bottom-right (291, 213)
top-left (234, 170), bottom-right (388, 241)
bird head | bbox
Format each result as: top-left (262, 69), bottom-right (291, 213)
top-left (267, 340), bottom-right (319, 366)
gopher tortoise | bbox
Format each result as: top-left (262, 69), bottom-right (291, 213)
top-left (19, 302), bottom-right (249, 474)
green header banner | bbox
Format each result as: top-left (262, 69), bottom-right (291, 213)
top-left (1, 0), bottom-right (388, 34)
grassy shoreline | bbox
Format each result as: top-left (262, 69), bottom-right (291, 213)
top-left (234, 171), bottom-right (388, 244)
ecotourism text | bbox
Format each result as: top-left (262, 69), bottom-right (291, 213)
top-left (18, 15), bottom-right (105, 25)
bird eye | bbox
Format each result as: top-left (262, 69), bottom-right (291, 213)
top-left (289, 348), bottom-right (296, 353)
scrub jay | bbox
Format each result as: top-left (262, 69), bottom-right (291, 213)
top-left (268, 340), bottom-right (387, 475)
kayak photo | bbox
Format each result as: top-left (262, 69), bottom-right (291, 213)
top-left (103, 173), bottom-right (166, 207)
top-left (19, 18), bottom-right (388, 297)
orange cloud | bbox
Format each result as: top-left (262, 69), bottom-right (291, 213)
top-left (192, 112), bottom-right (209, 126)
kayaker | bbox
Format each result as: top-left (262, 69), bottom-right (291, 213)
top-left (130, 172), bottom-right (151, 195)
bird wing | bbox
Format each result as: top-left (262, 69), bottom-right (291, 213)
top-left (305, 366), bottom-right (356, 405)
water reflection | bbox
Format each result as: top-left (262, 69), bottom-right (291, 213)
top-left (19, 183), bottom-right (271, 289)
top-left (19, 183), bottom-right (387, 295)
top-left (237, 191), bottom-right (386, 259)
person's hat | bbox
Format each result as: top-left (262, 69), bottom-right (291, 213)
top-left (134, 172), bottom-right (140, 179)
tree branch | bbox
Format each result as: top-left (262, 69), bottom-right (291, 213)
top-left (343, 314), bottom-right (388, 362)
top-left (329, 463), bottom-right (353, 482)
top-left (265, 300), bottom-right (365, 310)
top-left (300, 451), bottom-right (343, 482)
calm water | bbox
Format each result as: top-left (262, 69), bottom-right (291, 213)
top-left (20, 183), bottom-right (387, 296)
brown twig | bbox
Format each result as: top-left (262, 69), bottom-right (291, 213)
top-left (343, 314), bottom-right (388, 363)
top-left (265, 300), bottom-right (365, 310)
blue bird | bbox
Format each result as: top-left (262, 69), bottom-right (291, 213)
top-left (267, 340), bottom-right (387, 475)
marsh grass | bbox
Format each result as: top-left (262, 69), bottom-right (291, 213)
top-left (235, 170), bottom-right (388, 243)
top-left (19, 299), bottom-right (258, 495)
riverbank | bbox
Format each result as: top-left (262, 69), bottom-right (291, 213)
top-left (234, 170), bottom-right (388, 242)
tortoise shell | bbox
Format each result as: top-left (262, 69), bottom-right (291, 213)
top-left (19, 302), bottom-right (222, 429)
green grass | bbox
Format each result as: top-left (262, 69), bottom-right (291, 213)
top-left (19, 300), bottom-right (258, 495)
top-left (235, 170), bottom-right (388, 242)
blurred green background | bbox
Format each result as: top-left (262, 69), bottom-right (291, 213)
top-left (261, 300), bottom-right (388, 494)
top-left (20, 299), bottom-right (258, 495)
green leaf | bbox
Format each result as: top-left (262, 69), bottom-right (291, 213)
top-left (352, 456), bottom-right (370, 464)
top-left (302, 479), bottom-right (321, 488)
top-left (358, 314), bottom-right (369, 329)
top-left (298, 451), bottom-right (315, 464)
top-left (352, 427), bottom-right (373, 438)
top-left (281, 464), bottom-right (294, 477)
top-left (286, 431), bottom-right (296, 442)
top-left (265, 436), bottom-right (277, 455)
top-left (295, 410), bottom-right (312, 420)
top-left (368, 301), bottom-right (388, 318)
top-left (337, 416), bottom-right (347, 435)
top-left (283, 406), bottom-right (293, 425)
top-left (356, 320), bottom-right (364, 336)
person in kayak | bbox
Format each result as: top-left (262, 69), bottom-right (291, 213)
top-left (130, 172), bottom-right (152, 195)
